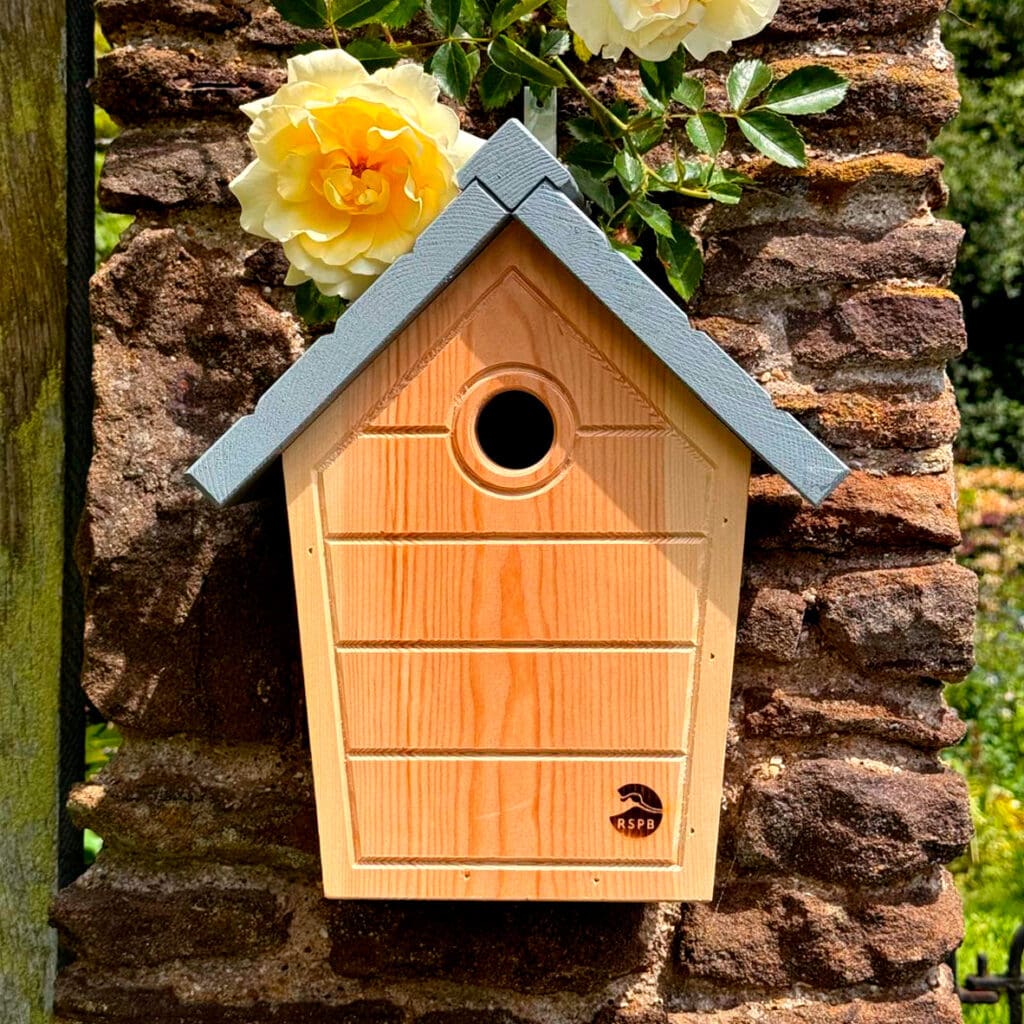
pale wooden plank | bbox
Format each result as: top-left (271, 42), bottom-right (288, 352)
top-left (319, 433), bottom-right (712, 537)
top-left (327, 540), bottom-right (706, 644)
top-left (347, 758), bottom-right (685, 864)
top-left (337, 650), bottom-right (695, 754)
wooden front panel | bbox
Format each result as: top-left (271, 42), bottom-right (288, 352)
top-left (349, 758), bottom-right (684, 864)
top-left (338, 649), bottom-right (695, 753)
top-left (283, 222), bottom-right (752, 901)
top-left (319, 432), bottom-right (712, 536)
top-left (327, 539), bottom-right (704, 644)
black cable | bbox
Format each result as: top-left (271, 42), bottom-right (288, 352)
top-left (60, 0), bottom-right (95, 891)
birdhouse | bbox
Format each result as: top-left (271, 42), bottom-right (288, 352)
top-left (188, 121), bottom-right (847, 902)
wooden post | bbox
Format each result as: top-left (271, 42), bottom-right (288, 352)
top-left (0, 0), bottom-right (67, 1019)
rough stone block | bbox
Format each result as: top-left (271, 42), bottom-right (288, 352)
top-left (86, 228), bottom-right (304, 738)
top-left (67, 738), bottom-right (319, 868)
top-left (773, 54), bottom-right (961, 155)
top-left (329, 902), bottom-right (652, 994)
top-left (415, 1014), bottom-right (533, 1024)
top-left (734, 759), bottom-right (972, 884)
top-left (765, 0), bottom-right (947, 38)
top-left (701, 221), bottom-right (963, 301)
top-left (52, 866), bottom-right (291, 965)
top-left (701, 156), bottom-right (948, 237)
top-left (94, 47), bottom-right (285, 123)
top-left (664, 979), bottom-right (962, 1023)
top-left (96, 0), bottom-right (247, 39)
top-left (818, 563), bottom-right (978, 679)
top-left (55, 974), bottom-right (403, 1024)
top-left (677, 871), bottom-right (961, 990)
top-left (747, 471), bottom-right (961, 552)
top-left (788, 288), bottom-right (967, 369)
top-left (691, 316), bottom-right (773, 371)
top-left (741, 687), bottom-right (966, 752)
top-left (736, 588), bottom-right (806, 662)
top-left (777, 384), bottom-right (960, 451)
top-left (100, 125), bottom-right (250, 212)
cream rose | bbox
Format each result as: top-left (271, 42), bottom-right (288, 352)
top-left (231, 50), bottom-right (482, 300)
top-left (568, 0), bottom-right (779, 62)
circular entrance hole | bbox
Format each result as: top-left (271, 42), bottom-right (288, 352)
top-left (474, 389), bottom-right (555, 471)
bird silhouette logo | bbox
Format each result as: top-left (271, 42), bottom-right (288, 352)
top-left (609, 783), bottom-right (664, 838)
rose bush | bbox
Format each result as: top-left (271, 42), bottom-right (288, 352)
top-left (567, 0), bottom-right (781, 61)
top-left (231, 49), bottom-right (481, 299)
top-left (237, 0), bottom-right (846, 316)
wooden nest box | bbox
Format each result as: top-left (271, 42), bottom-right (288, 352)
top-left (189, 120), bottom-right (847, 902)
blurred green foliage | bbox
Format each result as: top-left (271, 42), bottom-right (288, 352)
top-left (946, 469), bottom-right (1024, 1017)
top-left (83, 722), bottom-right (121, 865)
top-left (938, 1), bottom-right (1024, 465)
top-left (94, 25), bottom-right (132, 265)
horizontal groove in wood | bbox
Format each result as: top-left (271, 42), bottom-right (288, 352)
top-left (575, 426), bottom-right (674, 437)
top-left (360, 425), bottom-right (449, 436)
top-left (325, 533), bottom-right (706, 544)
top-left (354, 857), bottom-right (678, 867)
top-left (345, 751), bottom-right (688, 760)
top-left (328, 540), bottom-right (705, 643)
top-left (348, 757), bottom-right (685, 863)
top-left (335, 641), bottom-right (698, 651)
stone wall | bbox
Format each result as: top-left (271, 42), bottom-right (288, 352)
top-left (53, 1), bottom-right (977, 1020)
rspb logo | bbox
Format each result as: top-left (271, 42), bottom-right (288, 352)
top-left (609, 783), bottom-right (664, 838)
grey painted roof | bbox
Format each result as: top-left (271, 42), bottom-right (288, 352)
top-left (188, 119), bottom-right (848, 507)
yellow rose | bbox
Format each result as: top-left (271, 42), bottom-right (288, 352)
top-left (231, 50), bottom-right (482, 300)
top-left (568, 0), bottom-right (779, 62)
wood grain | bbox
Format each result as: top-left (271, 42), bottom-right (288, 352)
top-left (337, 649), bottom-right (695, 753)
top-left (283, 221), bottom-right (751, 901)
top-left (327, 540), bottom-right (705, 644)
top-left (348, 758), bottom-right (684, 864)
top-left (1, 0), bottom-right (67, 1011)
top-left (319, 432), bottom-right (712, 536)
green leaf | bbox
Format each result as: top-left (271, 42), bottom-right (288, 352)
top-left (488, 35), bottom-right (565, 88)
top-left (539, 28), bottom-right (571, 59)
top-left (565, 141), bottom-right (617, 178)
top-left (490, 0), bottom-right (544, 31)
top-left (762, 65), bottom-right (850, 115)
top-left (458, 0), bottom-right (486, 34)
top-left (639, 46), bottom-right (687, 106)
top-left (685, 112), bottom-right (726, 156)
top-left (737, 109), bottom-right (806, 167)
top-left (427, 0), bottom-right (461, 33)
top-left (271, 0), bottom-right (328, 29)
top-left (726, 59), bottom-right (773, 112)
top-left (334, 0), bottom-right (399, 26)
top-left (296, 280), bottom-right (345, 326)
top-left (345, 38), bottom-right (401, 70)
top-left (380, 0), bottom-right (422, 26)
top-left (566, 116), bottom-right (605, 143)
top-left (571, 166), bottom-right (617, 217)
top-left (609, 238), bottom-right (643, 261)
top-left (671, 75), bottom-right (705, 111)
top-left (630, 111), bottom-right (665, 154)
top-left (632, 197), bottom-right (675, 238)
top-left (478, 62), bottom-right (522, 109)
top-left (613, 150), bottom-right (644, 193)
top-left (430, 41), bottom-right (474, 101)
top-left (657, 223), bottom-right (703, 301)
top-left (708, 181), bottom-right (743, 204)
